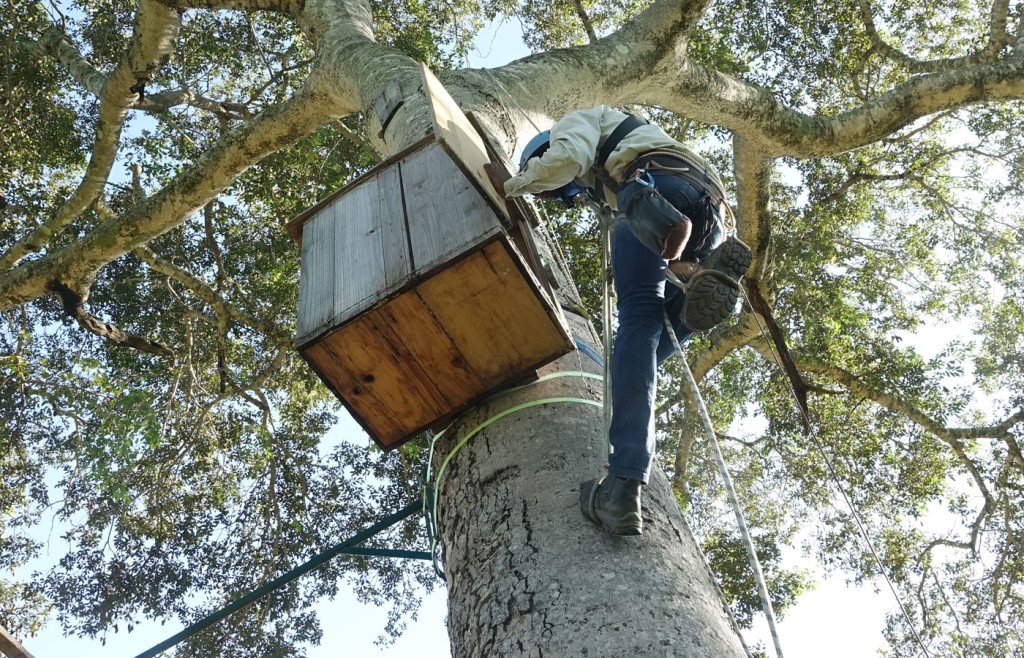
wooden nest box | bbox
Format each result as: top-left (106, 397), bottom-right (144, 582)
top-left (286, 66), bottom-right (573, 451)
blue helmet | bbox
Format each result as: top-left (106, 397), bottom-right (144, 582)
top-left (518, 130), bottom-right (587, 205)
top-left (519, 131), bottom-right (551, 170)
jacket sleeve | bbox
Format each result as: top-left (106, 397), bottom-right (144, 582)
top-left (503, 107), bottom-right (605, 197)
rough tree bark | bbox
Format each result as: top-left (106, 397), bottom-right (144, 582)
top-left (434, 315), bottom-right (750, 657)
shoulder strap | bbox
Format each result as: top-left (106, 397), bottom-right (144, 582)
top-left (596, 113), bottom-right (649, 168)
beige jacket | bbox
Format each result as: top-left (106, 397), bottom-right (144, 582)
top-left (503, 105), bottom-right (723, 209)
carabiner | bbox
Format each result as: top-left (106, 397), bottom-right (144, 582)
top-left (628, 168), bottom-right (656, 189)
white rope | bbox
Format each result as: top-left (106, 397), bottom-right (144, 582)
top-left (599, 208), bottom-right (614, 442)
top-left (738, 286), bottom-right (933, 658)
top-left (662, 310), bottom-right (785, 658)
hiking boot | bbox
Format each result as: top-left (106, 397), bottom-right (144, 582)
top-left (701, 235), bottom-right (753, 281)
top-left (580, 476), bottom-right (643, 535)
top-left (681, 236), bottom-right (752, 331)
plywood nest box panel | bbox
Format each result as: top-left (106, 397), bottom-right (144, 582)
top-left (286, 65), bottom-right (574, 451)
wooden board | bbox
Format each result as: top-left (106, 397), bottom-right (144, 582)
top-left (377, 164), bottom-right (412, 290)
top-left (375, 291), bottom-right (487, 406)
top-left (399, 142), bottom-right (502, 275)
top-left (416, 240), bottom-right (571, 383)
top-left (420, 64), bottom-right (509, 222)
top-left (332, 179), bottom-right (387, 324)
top-left (0, 625), bottom-right (35, 658)
top-left (312, 312), bottom-right (452, 447)
top-left (296, 206), bottom-right (336, 343)
top-left (284, 135), bottom-right (434, 245)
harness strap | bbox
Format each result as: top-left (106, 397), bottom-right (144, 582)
top-left (597, 113), bottom-right (649, 168)
top-left (626, 150), bottom-right (728, 205)
top-left (591, 113), bottom-right (648, 202)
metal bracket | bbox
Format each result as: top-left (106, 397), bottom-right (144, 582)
top-left (374, 79), bottom-right (404, 139)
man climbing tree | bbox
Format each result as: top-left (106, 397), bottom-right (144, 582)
top-left (1, 0), bottom-right (1022, 656)
top-left (485, 105), bottom-right (753, 537)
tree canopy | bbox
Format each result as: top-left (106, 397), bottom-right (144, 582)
top-left (1, 0), bottom-right (1022, 656)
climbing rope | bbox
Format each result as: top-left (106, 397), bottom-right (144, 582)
top-left (739, 286), bottom-right (933, 658)
top-left (663, 311), bottom-right (785, 658)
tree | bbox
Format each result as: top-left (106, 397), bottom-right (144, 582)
top-left (1, 0), bottom-right (1022, 655)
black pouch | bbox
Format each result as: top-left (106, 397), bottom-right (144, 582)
top-left (623, 188), bottom-right (693, 260)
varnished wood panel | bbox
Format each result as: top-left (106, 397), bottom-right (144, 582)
top-left (400, 143), bottom-right (501, 275)
top-left (416, 240), bottom-right (572, 384)
top-left (376, 291), bottom-right (485, 407)
top-left (302, 238), bottom-right (573, 450)
top-left (303, 340), bottom-right (404, 443)
top-left (317, 311), bottom-right (450, 446)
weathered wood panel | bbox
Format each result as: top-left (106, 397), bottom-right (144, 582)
top-left (0, 624), bottom-right (36, 658)
top-left (420, 64), bottom-right (508, 219)
top-left (377, 165), bottom-right (412, 291)
top-left (297, 207), bottom-right (336, 343)
top-left (284, 135), bottom-right (435, 246)
top-left (400, 143), bottom-right (501, 275)
top-left (332, 179), bottom-right (387, 323)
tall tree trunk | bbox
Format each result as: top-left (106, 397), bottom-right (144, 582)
top-left (367, 72), bottom-right (749, 658)
top-left (433, 312), bottom-right (750, 657)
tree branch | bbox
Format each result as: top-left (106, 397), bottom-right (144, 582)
top-left (134, 245), bottom-right (291, 345)
top-left (731, 137), bottom-right (774, 279)
top-left (689, 310), bottom-right (760, 381)
top-left (156, 0), bottom-right (300, 10)
top-left (453, 0), bottom-right (710, 145)
top-left (749, 348), bottom-right (1023, 538)
top-left (0, 78), bottom-right (339, 310)
top-left (47, 280), bottom-right (175, 358)
top-left (142, 89), bottom-right (253, 119)
top-left (1, 0), bottom-right (181, 271)
top-left (858, 0), bottom-right (1015, 73)
top-left (643, 43), bottom-right (1024, 158)
top-left (745, 279), bottom-right (811, 432)
top-left (571, 0), bottom-right (598, 44)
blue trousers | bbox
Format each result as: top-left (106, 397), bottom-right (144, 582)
top-left (606, 172), bottom-right (723, 484)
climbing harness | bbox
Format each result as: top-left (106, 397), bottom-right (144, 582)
top-left (624, 168), bottom-right (656, 190)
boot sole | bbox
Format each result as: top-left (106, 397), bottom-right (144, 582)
top-left (701, 236), bottom-right (752, 281)
top-left (682, 270), bottom-right (741, 331)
